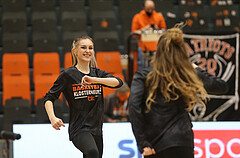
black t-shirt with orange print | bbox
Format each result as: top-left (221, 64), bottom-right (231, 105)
top-left (44, 66), bottom-right (123, 140)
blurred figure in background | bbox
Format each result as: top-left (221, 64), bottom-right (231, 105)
top-left (132, 0), bottom-right (166, 34)
top-left (104, 82), bottom-right (130, 123)
top-left (131, 0), bottom-right (167, 69)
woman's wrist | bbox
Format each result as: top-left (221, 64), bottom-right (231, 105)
top-left (49, 115), bottom-right (57, 121)
top-left (92, 77), bottom-right (99, 84)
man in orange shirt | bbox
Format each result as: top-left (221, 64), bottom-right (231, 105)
top-left (131, 0), bottom-right (167, 69)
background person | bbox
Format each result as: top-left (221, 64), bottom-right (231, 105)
top-left (104, 82), bottom-right (130, 123)
top-left (131, 0), bottom-right (167, 69)
top-left (131, 0), bottom-right (166, 34)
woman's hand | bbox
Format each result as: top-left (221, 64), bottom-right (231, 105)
top-left (81, 75), bottom-right (120, 87)
top-left (107, 118), bottom-right (120, 123)
top-left (81, 75), bottom-right (96, 86)
top-left (142, 147), bottom-right (156, 156)
top-left (50, 117), bottom-right (65, 130)
top-left (192, 63), bottom-right (198, 68)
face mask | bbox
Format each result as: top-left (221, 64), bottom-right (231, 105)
top-left (146, 11), bottom-right (152, 16)
top-left (118, 95), bottom-right (128, 102)
top-left (116, 91), bottom-right (130, 102)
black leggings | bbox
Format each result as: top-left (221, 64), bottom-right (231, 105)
top-left (72, 132), bottom-right (103, 158)
top-left (144, 147), bottom-right (194, 158)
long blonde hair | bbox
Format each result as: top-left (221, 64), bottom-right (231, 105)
top-left (145, 23), bottom-right (208, 112)
top-left (71, 35), bottom-right (97, 68)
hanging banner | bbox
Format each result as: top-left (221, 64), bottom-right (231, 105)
top-left (184, 33), bottom-right (239, 121)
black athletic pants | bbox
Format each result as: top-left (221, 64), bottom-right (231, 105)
top-left (72, 132), bottom-right (103, 158)
top-left (144, 147), bottom-right (194, 158)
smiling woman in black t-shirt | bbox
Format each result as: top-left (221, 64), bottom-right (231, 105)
top-left (44, 36), bottom-right (123, 158)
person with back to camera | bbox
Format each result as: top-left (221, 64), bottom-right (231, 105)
top-left (44, 35), bottom-right (123, 158)
top-left (131, 0), bottom-right (167, 69)
top-left (104, 82), bottom-right (130, 123)
top-left (128, 23), bottom-right (228, 158)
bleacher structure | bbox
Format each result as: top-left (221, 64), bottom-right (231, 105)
top-left (0, 0), bottom-right (239, 131)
